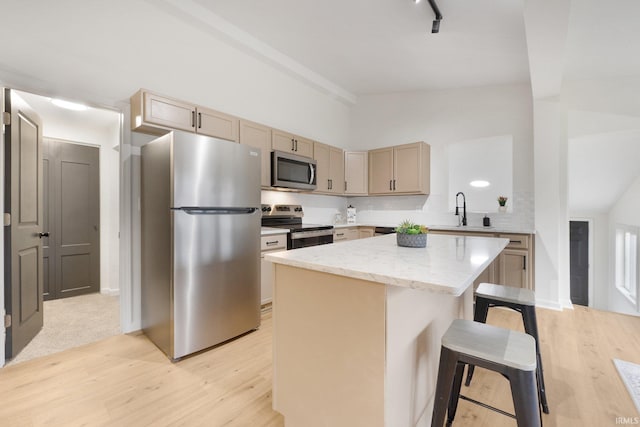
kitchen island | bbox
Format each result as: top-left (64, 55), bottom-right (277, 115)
top-left (265, 233), bottom-right (509, 427)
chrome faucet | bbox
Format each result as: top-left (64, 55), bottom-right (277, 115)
top-left (455, 192), bottom-right (467, 226)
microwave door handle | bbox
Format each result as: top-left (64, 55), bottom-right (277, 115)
top-left (309, 163), bottom-right (315, 185)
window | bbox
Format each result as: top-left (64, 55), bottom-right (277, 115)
top-left (615, 225), bottom-right (638, 304)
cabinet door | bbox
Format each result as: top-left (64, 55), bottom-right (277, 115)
top-left (328, 146), bottom-right (344, 194)
top-left (143, 92), bottom-right (195, 132)
top-left (394, 142), bottom-right (424, 193)
top-left (473, 259), bottom-right (496, 291)
top-left (294, 136), bottom-right (314, 158)
top-left (333, 228), bottom-right (350, 242)
top-left (498, 249), bottom-right (528, 289)
top-left (272, 129), bottom-right (295, 152)
top-left (260, 255), bottom-right (273, 305)
top-left (196, 106), bottom-right (239, 142)
top-left (313, 142), bottom-right (330, 192)
top-left (345, 151), bottom-right (368, 195)
top-left (240, 120), bottom-right (272, 187)
top-left (358, 228), bottom-right (374, 239)
top-left (368, 147), bottom-right (394, 194)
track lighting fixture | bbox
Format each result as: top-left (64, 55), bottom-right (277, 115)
top-left (427, 0), bottom-right (442, 33)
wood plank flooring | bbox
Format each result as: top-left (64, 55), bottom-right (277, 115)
top-left (0, 306), bottom-right (638, 426)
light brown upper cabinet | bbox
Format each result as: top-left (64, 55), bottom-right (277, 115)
top-left (368, 142), bottom-right (430, 195)
top-left (272, 129), bottom-right (314, 158)
top-left (130, 90), bottom-right (239, 142)
top-left (239, 120), bottom-right (272, 187)
top-left (314, 142), bottom-right (344, 194)
top-left (344, 151), bottom-right (368, 195)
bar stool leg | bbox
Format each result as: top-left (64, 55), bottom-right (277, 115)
top-left (446, 362), bottom-right (466, 426)
top-left (522, 306), bottom-right (549, 414)
top-left (464, 297), bottom-right (490, 387)
top-left (432, 347), bottom-right (459, 427)
top-left (508, 367), bottom-right (542, 427)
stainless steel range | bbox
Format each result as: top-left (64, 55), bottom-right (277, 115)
top-left (261, 204), bottom-right (333, 249)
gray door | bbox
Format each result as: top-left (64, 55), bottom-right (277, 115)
top-left (570, 221), bottom-right (589, 306)
top-left (3, 89), bottom-right (44, 358)
top-left (42, 138), bottom-right (53, 300)
top-left (47, 139), bottom-right (100, 299)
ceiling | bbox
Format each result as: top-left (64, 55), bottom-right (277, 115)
top-left (0, 0), bottom-right (638, 106)
top-left (193, 0), bottom-right (530, 95)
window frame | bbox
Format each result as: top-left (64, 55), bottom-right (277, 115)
top-left (615, 224), bottom-right (639, 307)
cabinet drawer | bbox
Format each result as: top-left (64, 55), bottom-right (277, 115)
top-left (261, 234), bottom-right (287, 251)
top-left (500, 234), bottom-right (529, 250)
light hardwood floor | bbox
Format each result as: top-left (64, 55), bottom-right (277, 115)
top-left (0, 306), bottom-right (638, 426)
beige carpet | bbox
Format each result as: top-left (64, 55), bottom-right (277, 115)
top-left (7, 293), bottom-right (120, 366)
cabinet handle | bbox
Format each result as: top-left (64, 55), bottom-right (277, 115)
top-left (393, 179), bottom-right (396, 190)
top-left (295, 139), bottom-right (298, 151)
top-left (330, 179), bottom-right (333, 189)
top-left (266, 241), bottom-right (279, 246)
top-left (336, 233), bottom-right (344, 237)
top-left (510, 240), bottom-right (522, 245)
top-left (345, 181), bottom-right (347, 191)
top-left (291, 138), bottom-right (295, 151)
top-left (389, 180), bottom-right (392, 190)
top-left (191, 111), bottom-right (196, 128)
top-left (523, 255), bottom-right (526, 270)
top-left (198, 112), bottom-right (202, 129)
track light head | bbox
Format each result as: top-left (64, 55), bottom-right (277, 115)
top-left (431, 19), bottom-right (440, 33)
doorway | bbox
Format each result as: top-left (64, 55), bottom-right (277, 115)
top-left (570, 220), bottom-right (590, 306)
top-left (43, 138), bottom-right (100, 300)
top-left (3, 89), bottom-right (121, 364)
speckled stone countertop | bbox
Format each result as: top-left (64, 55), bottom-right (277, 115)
top-left (330, 223), bottom-right (535, 234)
top-left (266, 233), bottom-right (508, 296)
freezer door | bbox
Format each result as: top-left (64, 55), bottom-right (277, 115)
top-left (172, 208), bottom-right (260, 359)
top-left (171, 131), bottom-right (261, 208)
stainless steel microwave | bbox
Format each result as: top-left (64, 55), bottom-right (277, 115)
top-left (271, 150), bottom-right (317, 191)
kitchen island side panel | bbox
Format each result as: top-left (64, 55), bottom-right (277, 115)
top-left (384, 284), bottom-right (473, 427)
top-left (272, 265), bottom-right (386, 427)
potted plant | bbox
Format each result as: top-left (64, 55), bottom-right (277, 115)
top-left (497, 196), bottom-right (508, 213)
top-left (395, 220), bottom-right (429, 248)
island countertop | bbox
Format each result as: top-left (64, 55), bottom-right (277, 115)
top-left (266, 233), bottom-right (508, 296)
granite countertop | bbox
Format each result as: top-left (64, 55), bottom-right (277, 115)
top-left (266, 233), bottom-right (508, 296)
top-left (330, 223), bottom-right (535, 234)
top-left (261, 227), bottom-right (289, 236)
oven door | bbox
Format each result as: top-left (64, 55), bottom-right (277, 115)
top-left (289, 229), bottom-right (333, 249)
top-left (271, 150), bottom-right (317, 191)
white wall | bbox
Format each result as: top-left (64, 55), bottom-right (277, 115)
top-left (348, 84), bottom-right (534, 230)
top-left (41, 117), bottom-right (121, 296)
top-left (608, 175), bottom-right (640, 315)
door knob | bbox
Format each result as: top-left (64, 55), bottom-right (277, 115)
top-left (38, 232), bottom-right (50, 238)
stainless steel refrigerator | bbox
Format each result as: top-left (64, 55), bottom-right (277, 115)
top-left (141, 130), bottom-right (261, 360)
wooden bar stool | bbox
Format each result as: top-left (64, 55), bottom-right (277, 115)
top-left (431, 319), bottom-right (541, 427)
top-left (465, 282), bottom-right (549, 414)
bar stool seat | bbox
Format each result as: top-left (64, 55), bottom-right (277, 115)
top-left (466, 282), bottom-right (549, 414)
top-left (431, 319), bottom-right (541, 427)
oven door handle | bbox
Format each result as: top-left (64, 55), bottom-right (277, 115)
top-left (290, 229), bottom-right (333, 240)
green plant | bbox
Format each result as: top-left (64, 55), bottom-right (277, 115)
top-left (497, 196), bottom-right (508, 206)
top-left (395, 220), bottom-right (429, 235)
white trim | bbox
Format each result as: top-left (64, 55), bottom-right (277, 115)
top-left (570, 217), bottom-right (594, 307)
top-left (535, 298), bottom-right (564, 311)
top-left (1, 87), bottom-right (6, 366)
top-left (614, 223), bottom-right (639, 310)
top-left (101, 288), bottom-right (120, 297)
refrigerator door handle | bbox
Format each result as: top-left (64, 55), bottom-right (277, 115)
top-left (177, 207), bottom-right (258, 215)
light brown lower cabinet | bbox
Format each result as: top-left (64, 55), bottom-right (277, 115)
top-left (333, 226), bottom-right (375, 243)
top-left (429, 229), bottom-right (534, 290)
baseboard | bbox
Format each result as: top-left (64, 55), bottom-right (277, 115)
top-left (101, 288), bottom-right (120, 297)
top-left (535, 298), bottom-right (564, 311)
top-left (560, 298), bottom-right (574, 310)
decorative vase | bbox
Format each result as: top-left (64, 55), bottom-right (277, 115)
top-left (498, 205), bottom-right (507, 213)
top-left (397, 233), bottom-right (427, 248)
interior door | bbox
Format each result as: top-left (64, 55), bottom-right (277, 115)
top-left (53, 140), bottom-right (100, 299)
top-left (42, 138), bottom-right (53, 300)
top-left (570, 221), bottom-right (589, 306)
top-left (3, 89), bottom-right (44, 359)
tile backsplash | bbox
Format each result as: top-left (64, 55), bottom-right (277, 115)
top-left (261, 190), bottom-right (534, 231)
